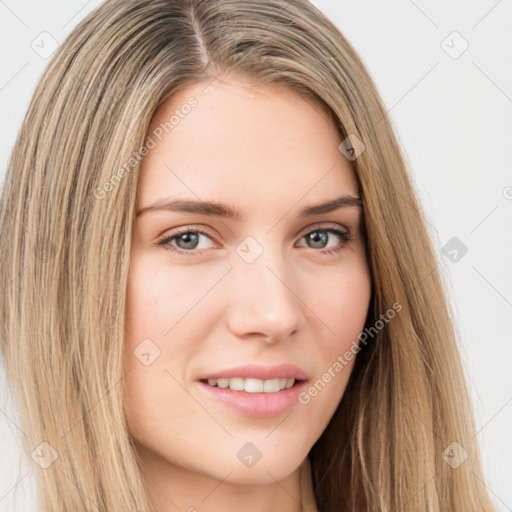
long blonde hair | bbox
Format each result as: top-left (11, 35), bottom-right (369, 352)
top-left (0, 0), bottom-right (495, 510)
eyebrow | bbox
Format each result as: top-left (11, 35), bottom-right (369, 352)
top-left (135, 194), bottom-right (362, 219)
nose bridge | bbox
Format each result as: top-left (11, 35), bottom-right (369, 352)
top-left (226, 235), bottom-right (302, 339)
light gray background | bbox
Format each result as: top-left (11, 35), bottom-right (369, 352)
top-left (1, 1), bottom-right (511, 510)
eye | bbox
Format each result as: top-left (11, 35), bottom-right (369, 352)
top-left (296, 225), bottom-right (353, 255)
top-left (157, 227), bottom-right (216, 256)
top-left (156, 224), bottom-right (354, 256)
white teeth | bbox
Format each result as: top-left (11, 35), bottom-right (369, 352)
top-left (263, 378), bottom-right (281, 393)
top-left (245, 378), bottom-right (263, 393)
top-left (217, 378), bottom-right (229, 389)
top-left (228, 378), bottom-right (244, 391)
top-left (205, 377), bottom-right (297, 393)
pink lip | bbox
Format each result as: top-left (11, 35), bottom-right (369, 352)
top-left (196, 364), bottom-right (309, 418)
top-left (197, 379), bottom-right (308, 418)
top-left (198, 363), bottom-right (309, 381)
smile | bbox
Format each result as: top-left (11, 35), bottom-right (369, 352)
top-left (196, 363), bottom-right (309, 417)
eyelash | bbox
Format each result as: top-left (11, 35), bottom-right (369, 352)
top-left (156, 224), bottom-right (354, 257)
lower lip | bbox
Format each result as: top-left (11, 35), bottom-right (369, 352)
top-left (197, 380), bottom-right (308, 418)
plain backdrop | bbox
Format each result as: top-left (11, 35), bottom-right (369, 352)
top-left (1, 1), bottom-right (511, 510)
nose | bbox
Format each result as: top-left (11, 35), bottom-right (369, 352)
top-left (224, 243), bottom-right (304, 343)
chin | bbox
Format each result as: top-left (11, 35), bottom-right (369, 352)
top-left (219, 457), bottom-right (305, 486)
top-left (175, 442), bottom-right (308, 486)
top-left (226, 440), bottom-right (308, 484)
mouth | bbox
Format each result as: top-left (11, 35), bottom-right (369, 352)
top-left (196, 363), bottom-right (309, 417)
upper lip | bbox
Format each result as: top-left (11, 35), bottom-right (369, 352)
top-left (199, 363), bottom-right (309, 381)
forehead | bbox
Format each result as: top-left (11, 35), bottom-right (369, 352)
top-left (137, 78), bottom-right (359, 214)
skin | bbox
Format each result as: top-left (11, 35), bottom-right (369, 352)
top-left (123, 74), bottom-right (372, 512)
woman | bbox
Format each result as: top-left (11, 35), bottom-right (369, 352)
top-left (0, 0), bottom-right (495, 510)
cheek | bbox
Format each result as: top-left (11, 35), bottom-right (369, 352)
top-left (123, 257), bottom-right (177, 429)
top-left (123, 253), bottom-right (218, 432)
top-left (299, 260), bottom-right (371, 413)
top-left (125, 256), bottom-right (180, 339)
top-left (313, 257), bottom-right (372, 348)
top-left (124, 263), bottom-right (196, 367)
top-left (124, 251), bottom-right (230, 340)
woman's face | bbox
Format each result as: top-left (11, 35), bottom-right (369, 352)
top-left (124, 76), bottom-right (372, 486)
